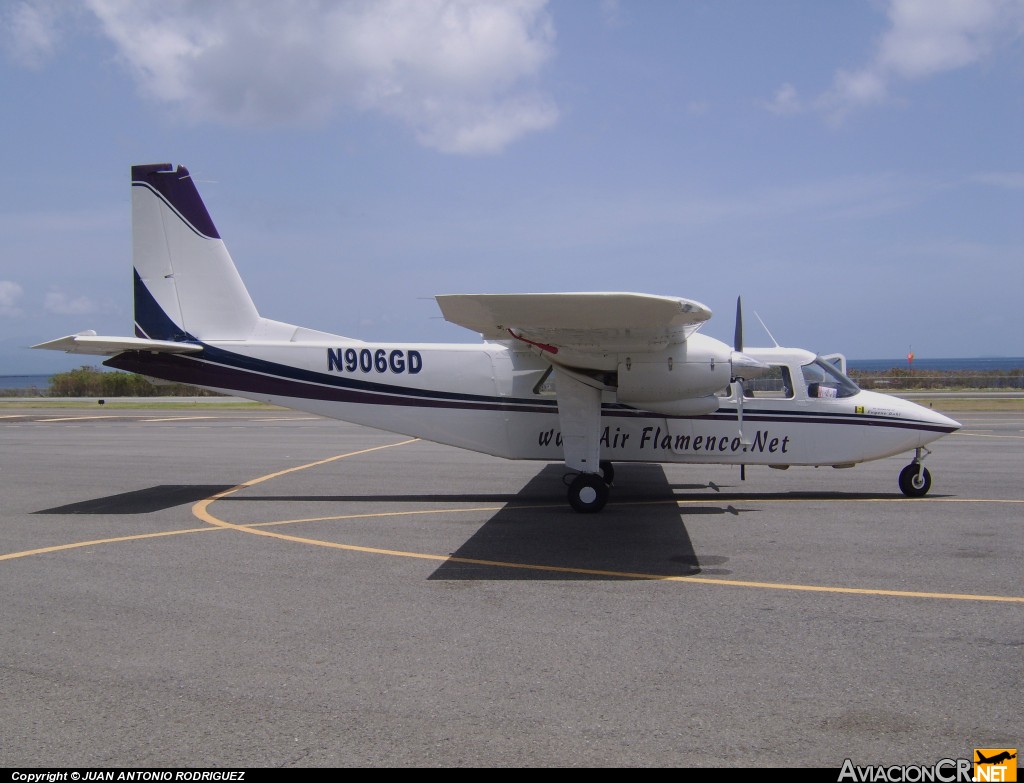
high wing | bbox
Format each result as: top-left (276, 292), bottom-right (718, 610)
top-left (438, 292), bottom-right (721, 492)
top-left (32, 331), bottom-right (203, 356)
top-left (435, 292), bottom-right (712, 360)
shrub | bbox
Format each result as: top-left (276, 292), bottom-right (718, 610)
top-left (47, 366), bottom-right (222, 397)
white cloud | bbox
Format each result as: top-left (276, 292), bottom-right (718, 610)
top-left (818, 0), bottom-right (1024, 122)
top-left (762, 83), bottom-right (802, 115)
top-left (1, 0), bottom-right (63, 69)
top-left (0, 281), bottom-right (25, 316)
top-left (401, 93), bottom-right (557, 155)
top-left (876, 0), bottom-right (1013, 79)
top-left (44, 291), bottom-right (101, 316)
top-left (599, 0), bottom-right (623, 29)
top-left (972, 171), bottom-right (1024, 189)
top-left (76, 0), bottom-right (557, 154)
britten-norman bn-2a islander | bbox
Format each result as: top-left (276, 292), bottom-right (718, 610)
top-left (35, 164), bottom-right (961, 512)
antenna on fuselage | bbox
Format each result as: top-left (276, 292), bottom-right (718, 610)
top-left (754, 310), bottom-right (780, 348)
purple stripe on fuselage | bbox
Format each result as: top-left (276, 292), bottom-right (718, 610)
top-left (701, 410), bottom-right (957, 435)
top-left (103, 351), bottom-right (553, 414)
top-left (103, 350), bottom-right (957, 435)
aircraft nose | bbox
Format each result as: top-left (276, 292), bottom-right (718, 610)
top-left (931, 408), bottom-right (961, 431)
top-left (908, 400), bottom-right (961, 434)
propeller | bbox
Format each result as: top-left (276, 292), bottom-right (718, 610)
top-left (730, 296), bottom-right (769, 469)
top-left (732, 297), bottom-right (749, 446)
top-left (732, 297), bottom-right (749, 479)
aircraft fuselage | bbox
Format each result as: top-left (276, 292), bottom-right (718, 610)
top-left (107, 337), bottom-right (958, 469)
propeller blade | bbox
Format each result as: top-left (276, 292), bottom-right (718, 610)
top-left (736, 379), bottom-right (749, 478)
top-left (736, 379), bottom-right (743, 433)
top-left (733, 296), bottom-right (751, 446)
top-left (736, 378), bottom-right (749, 445)
top-left (734, 296), bottom-right (743, 353)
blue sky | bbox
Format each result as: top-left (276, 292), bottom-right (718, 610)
top-left (2, 0), bottom-right (1022, 374)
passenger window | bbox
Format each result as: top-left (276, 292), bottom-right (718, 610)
top-left (719, 366), bottom-right (794, 399)
top-left (746, 365), bottom-right (794, 398)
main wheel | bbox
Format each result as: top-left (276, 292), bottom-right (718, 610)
top-left (568, 474), bottom-right (609, 513)
top-left (598, 460), bottom-right (615, 485)
top-left (898, 464), bottom-right (932, 497)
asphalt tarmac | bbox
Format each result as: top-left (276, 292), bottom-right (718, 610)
top-left (1, 404), bottom-right (1020, 768)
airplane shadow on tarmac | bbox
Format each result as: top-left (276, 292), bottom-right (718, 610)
top-left (30, 466), bottom-right (751, 580)
top-left (201, 463), bottom-right (742, 581)
top-left (32, 464), bottom-right (909, 581)
top-left (427, 463), bottom-right (740, 581)
top-left (35, 485), bottom-right (238, 514)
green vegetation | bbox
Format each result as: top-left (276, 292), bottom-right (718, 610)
top-left (19, 366), bottom-right (222, 398)
top-left (849, 367), bottom-right (1023, 391)
top-left (0, 399), bottom-right (280, 410)
top-left (907, 397), bottom-right (1024, 412)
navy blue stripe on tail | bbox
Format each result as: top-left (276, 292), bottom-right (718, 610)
top-left (130, 163), bottom-right (220, 239)
top-left (133, 267), bottom-right (197, 342)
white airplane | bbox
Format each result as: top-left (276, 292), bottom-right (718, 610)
top-left (34, 163), bottom-right (961, 512)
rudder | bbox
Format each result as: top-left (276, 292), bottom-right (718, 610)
top-left (131, 163), bottom-right (259, 342)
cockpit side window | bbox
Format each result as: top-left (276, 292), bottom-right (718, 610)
top-left (801, 357), bottom-right (860, 399)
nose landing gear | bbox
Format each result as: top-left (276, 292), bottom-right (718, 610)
top-left (898, 447), bottom-right (933, 497)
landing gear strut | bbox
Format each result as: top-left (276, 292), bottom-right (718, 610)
top-left (898, 447), bottom-right (932, 497)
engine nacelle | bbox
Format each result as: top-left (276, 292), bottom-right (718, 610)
top-left (615, 335), bottom-right (732, 410)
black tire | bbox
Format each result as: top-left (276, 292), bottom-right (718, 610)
top-left (598, 460), bottom-right (615, 485)
top-left (898, 464), bottom-right (932, 497)
top-left (568, 474), bottom-right (609, 513)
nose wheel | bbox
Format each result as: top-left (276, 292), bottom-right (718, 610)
top-left (568, 473), bottom-right (609, 513)
top-left (898, 448), bottom-right (933, 497)
top-left (899, 464), bottom-right (932, 497)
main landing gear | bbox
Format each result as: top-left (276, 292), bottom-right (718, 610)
top-left (566, 461), bottom-right (616, 513)
top-left (898, 447), bottom-right (933, 497)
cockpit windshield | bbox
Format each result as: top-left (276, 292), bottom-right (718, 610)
top-left (801, 357), bottom-right (860, 399)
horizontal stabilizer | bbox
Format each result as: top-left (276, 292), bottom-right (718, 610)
top-left (32, 332), bottom-right (203, 356)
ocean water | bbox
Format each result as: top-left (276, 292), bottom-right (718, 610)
top-left (846, 357), bottom-right (1024, 373)
top-left (0, 374), bottom-right (53, 390)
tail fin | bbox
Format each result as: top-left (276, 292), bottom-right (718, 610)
top-left (131, 163), bottom-right (259, 342)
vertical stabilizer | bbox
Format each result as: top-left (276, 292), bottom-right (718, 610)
top-left (131, 163), bottom-right (259, 341)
